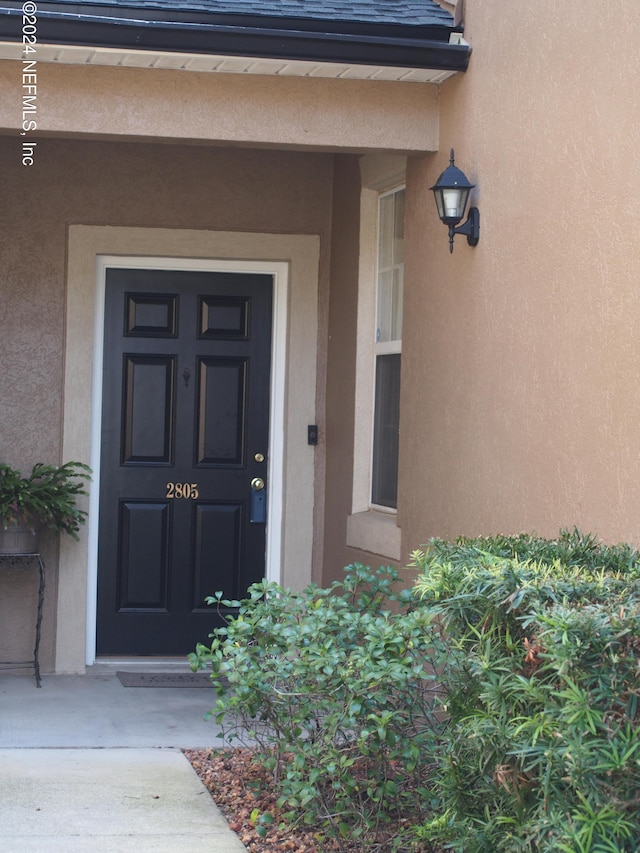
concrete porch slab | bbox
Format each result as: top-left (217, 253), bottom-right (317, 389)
top-left (0, 670), bottom-right (225, 748)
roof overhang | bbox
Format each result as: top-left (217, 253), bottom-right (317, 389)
top-left (0, 37), bottom-right (467, 83)
top-left (0, 1), bottom-right (471, 82)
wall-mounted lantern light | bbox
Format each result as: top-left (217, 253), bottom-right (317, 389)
top-left (430, 149), bottom-right (480, 253)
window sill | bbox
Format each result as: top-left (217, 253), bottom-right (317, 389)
top-left (346, 510), bottom-right (401, 561)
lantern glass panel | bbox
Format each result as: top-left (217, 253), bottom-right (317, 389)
top-left (442, 188), bottom-right (469, 221)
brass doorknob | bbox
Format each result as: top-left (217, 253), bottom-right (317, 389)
top-left (251, 477), bottom-right (265, 491)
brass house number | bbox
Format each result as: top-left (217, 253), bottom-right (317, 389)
top-left (165, 482), bottom-right (199, 499)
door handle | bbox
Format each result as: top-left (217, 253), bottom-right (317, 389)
top-left (251, 477), bottom-right (265, 491)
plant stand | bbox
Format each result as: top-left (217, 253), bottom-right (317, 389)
top-left (0, 553), bottom-right (45, 687)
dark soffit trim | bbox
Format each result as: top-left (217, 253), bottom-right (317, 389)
top-left (0, 2), bottom-right (470, 71)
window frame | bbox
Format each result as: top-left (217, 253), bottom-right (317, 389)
top-left (370, 185), bottom-right (404, 511)
top-left (346, 155), bottom-right (406, 560)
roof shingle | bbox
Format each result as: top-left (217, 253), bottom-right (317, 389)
top-left (52, 0), bottom-right (454, 27)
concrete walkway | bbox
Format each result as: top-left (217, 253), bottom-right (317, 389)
top-left (0, 669), bottom-right (248, 852)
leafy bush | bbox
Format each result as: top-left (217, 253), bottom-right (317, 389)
top-left (189, 564), bottom-right (445, 849)
top-left (411, 530), bottom-right (640, 853)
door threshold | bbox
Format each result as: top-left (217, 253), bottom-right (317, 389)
top-left (91, 657), bottom-right (193, 673)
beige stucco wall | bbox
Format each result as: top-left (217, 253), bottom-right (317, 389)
top-left (398, 0), bottom-right (640, 555)
top-left (321, 155), bottom-right (361, 583)
top-left (0, 58), bottom-right (439, 153)
top-left (320, 0), bottom-right (640, 578)
top-left (0, 136), bottom-right (334, 671)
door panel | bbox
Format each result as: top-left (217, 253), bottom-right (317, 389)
top-left (117, 501), bottom-right (170, 611)
top-left (192, 502), bottom-right (243, 611)
top-left (123, 356), bottom-right (175, 463)
top-left (97, 269), bottom-right (273, 656)
top-left (197, 358), bottom-right (247, 464)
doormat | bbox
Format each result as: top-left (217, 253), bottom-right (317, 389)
top-left (116, 671), bottom-right (215, 688)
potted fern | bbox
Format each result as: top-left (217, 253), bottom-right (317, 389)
top-left (0, 461), bottom-right (91, 554)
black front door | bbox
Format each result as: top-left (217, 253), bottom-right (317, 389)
top-left (97, 268), bottom-right (273, 655)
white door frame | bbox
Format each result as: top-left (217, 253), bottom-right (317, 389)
top-left (58, 227), bottom-right (320, 673)
top-left (86, 256), bottom-right (287, 663)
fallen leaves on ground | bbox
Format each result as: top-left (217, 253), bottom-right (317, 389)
top-left (184, 747), bottom-right (334, 851)
top-left (184, 747), bottom-right (426, 853)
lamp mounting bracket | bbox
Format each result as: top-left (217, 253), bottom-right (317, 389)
top-left (448, 206), bottom-right (480, 254)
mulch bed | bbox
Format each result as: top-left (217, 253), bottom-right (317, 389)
top-left (184, 747), bottom-right (430, 853)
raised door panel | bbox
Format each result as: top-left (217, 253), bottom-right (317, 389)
top-left (117, 501), bottom-right (170, 611)
top-left (196, 358), bottom-right (247, 466)
top-left (122, 356), bottom-right (175, 465)
top-left (191, 502), bottom-right (243, 612)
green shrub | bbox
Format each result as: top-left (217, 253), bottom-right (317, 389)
top-left (411, 530), bottom-right (640, 853)
top-left (0, 461), bottom-right (91, 538)
top-left (189, 564), bottom-right (445, 849)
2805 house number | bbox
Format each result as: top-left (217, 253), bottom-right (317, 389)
top-left (166, 482), bottom-right (199, 499)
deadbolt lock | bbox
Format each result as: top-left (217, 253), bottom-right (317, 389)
top-left (254, 452), bottom-right (265, 463)
top-left (251, 477), bottom-right (265, 491)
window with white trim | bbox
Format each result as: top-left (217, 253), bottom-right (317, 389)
top-left (347, 155), bottom-right (406, 560)
top-left (371, 187), bottom-right (404, 509)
